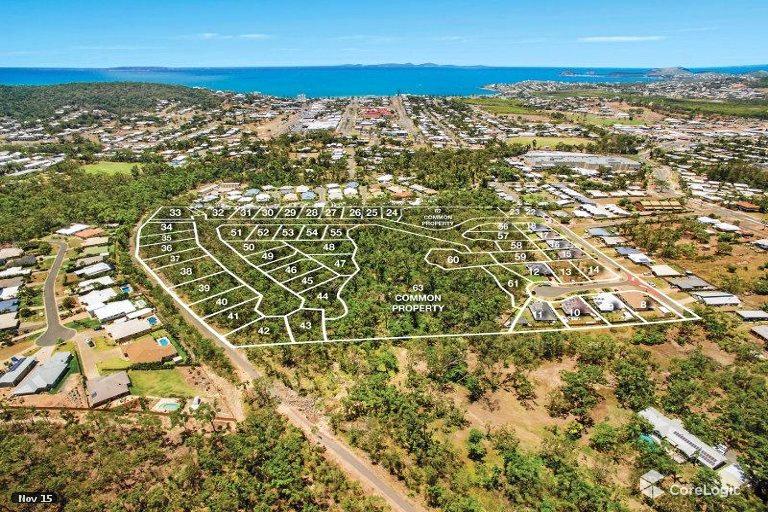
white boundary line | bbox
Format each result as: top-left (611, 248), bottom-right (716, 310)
top-left (137, 205), bottom-right (699, 349)
top-left (188, 285), bottom-right (244, 305)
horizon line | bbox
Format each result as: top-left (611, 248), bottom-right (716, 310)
top-left (1, 63), bottom-right (768, 71)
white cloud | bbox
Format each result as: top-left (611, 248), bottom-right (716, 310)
top-left (578, 35), bottom-right (666, 43)
top-left (239, 33), bottom-right (271, 40)
top-left (198, 32), bottom-right (228, 40)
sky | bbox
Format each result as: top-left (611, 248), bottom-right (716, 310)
top-left (1, 0), bottom-right (767, 68)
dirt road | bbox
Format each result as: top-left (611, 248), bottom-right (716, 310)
top-left (130, 222), bottom-right (425, 512)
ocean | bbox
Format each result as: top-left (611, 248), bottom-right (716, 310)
top-left (0, 65), bottom-right (765, 97)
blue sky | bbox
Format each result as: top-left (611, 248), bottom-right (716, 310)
top-left (2, 0), bottom-right (767, 68)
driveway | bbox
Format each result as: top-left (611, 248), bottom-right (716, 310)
top-left (38, 241), bottom-right (76, 346)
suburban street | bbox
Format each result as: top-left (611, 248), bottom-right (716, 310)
top-left (38, 240), bottom-right (76, 346)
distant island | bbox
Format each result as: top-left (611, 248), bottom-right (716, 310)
top-left (560, 66), bottom-right (695, 79)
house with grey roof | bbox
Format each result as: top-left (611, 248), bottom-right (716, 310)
top-left (9, 255), bottom-right (37, 267)
top-left (87, 371), bottom-right (131, 407)
top-left (12, 352), bottom-right (72, 396)
top-left (639, 407), bottom-right (727, 469)
top-left (525, 262), bottom-right (553, 277)
top-left (667, 275), bottom-right (714, 291)
top-left (0, 277), bottom-right (25, 289)
top-left (588, 227), bottom-right (614, 237)
top-left (561, 296), bottom-right (592, 318)
top-left (691, 290), bottom-right (740, 307)
top-left (0, 357), bottom-right (37, 387)
top-left (528, 301), bottom-right (559, 322)
top-left (750, 325), bottom-right (768, 342)
top-left (737, 310), bottom-right (768, 322)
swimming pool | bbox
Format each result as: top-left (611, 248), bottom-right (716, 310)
top-left (147, 316), bottom-right (159, 326)
top-left (156, 336), bottom-right (170, 347)
top-left (155, 401), bottom-right (180, 412)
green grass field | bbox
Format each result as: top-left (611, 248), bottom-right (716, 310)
top-left (647, 97), bottom-right (768, 119)
top-left (461, 97), bottom-right (542, 115)
top-left (508, 136), bottom-right (591, 148)
top-left (93, 336), bottom-right (117, 352)
top-left (82, 245), bottom-right (110, 256)
top-left (65, 317), bottom-right (101, 331)
top-left (96, 357), bottom-right (132, 373)
top-left (566, 114), bottom-right (646, 127)
top-left (80, 161), bottom-right (137, 175)
top-left (128, 369), bottom-right (197, 398)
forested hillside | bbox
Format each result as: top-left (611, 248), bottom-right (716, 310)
top-left (0, 390), bottom-right (386, 512)
top-left (0, 82), bottom-right (222, 120)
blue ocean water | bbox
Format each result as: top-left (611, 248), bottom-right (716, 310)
top-left (0, 65), bottom-right (765, 97)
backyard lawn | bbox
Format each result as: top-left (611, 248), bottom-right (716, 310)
top-left (128, 369), bottom-right (197, 398)
top-left (65, 317), bottom-right (101, 331)
top-left (82, 245), bottom-right (110, 256)
top-left (96, 356), bottom-right (132, 373)
top-left (80, 161), bottom-right (136, 175)
top-left (93, 336), bottom-right (117, 352)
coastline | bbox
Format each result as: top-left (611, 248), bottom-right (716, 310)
top-left (1, 64), bottom-right (766, 98)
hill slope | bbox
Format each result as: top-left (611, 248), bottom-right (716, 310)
top-left (0, 82), bottom-right (222, 120)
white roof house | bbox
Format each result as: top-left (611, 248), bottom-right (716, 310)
top-left (75, 262), bottom-right (113, 277)
top-left (0, 312), bottom-right (19, 330)
top-left (0, 267), bottom-right (32, 278)
top-left (56, 223), bottom-right (90, 236)
top-left (92, 300), bottom-right (136, 322)
top-left (736, 310), bottom-right (768, 321)
top-left (651, 264), bottom-right (681, 277)
top-left (0, 247), bottom-right (23, 260)
top-left (639, 407), bottom-right (727, 469)
top-left (77, 276), bottom-right (115, 292)
top-left (79, 288), bottom-right (117, 311)
top-left (0, 286), bottom-right (19, 300)
top-left (628, 252), bottom-right (652, 265)
top-left (593, 292), bottom-right (625, 312)
top-left (715, 222), bottom-right (740, 233)
top-left (105, 317), bottom-right (158, 341)
top-left (126, 307), bottom-right (154, 319)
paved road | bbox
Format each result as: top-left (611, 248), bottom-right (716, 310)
top-left (391, 96), bottom-right (421, 144)
top-left (689, 198), bottom-right (768, 234)
top-left (38, 241), bottom-right (76, 346)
